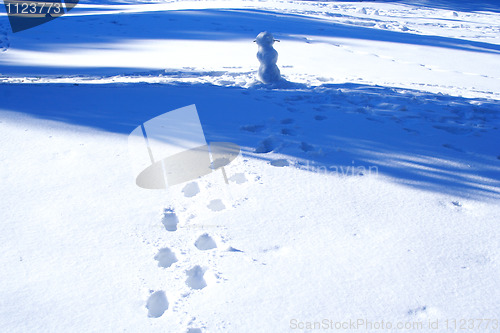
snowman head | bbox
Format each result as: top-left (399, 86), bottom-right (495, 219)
top-left (254, 31), bottom-right (279, 46)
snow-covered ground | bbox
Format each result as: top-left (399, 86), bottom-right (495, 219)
top-left (0, 1), bottom-right (499, 332)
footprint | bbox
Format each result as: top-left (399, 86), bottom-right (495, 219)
top-left (146, 291), bottom-right (169, 318)
top-left (226, 246), bottom-right (244, 252)
top-left (300, 142), bottom-right (315, 152)
top-left (255, 137), bottom-right (278, 153)
top-left (281, 128), bottom-right (296, 136)
top-left (162, 208), bottom-right (179, 232)
top-left (442, 143), bottom-right (464, 152)
top-left (366, 117), bottom-right (384, 123)
top-left (195, 233), bottom-right (217, 251)
top-left (229, 173), bottom-right (247, 184)
top-left (433, 125), bottom-right (471, 135)
top-left (207, 199), bottom-right (225, 212)
top-left (403, 127), bottom-right (419, 134)
top-left (241, 124), bottom-right (265, 133)
top-left (270, 159), bottom-right (289, 167)
top-left (187, 329), bottom-right (202, 333)
top-left (182, 182), bottom-right (200, 198)
top-left (281, 118), bottom-right (294, 124)
top-left (186, 266), bottom-right (207, 290)
top-left (407, 305), bottom-right (427, 316)
top-left (154, 247), bottom-right (178, 268)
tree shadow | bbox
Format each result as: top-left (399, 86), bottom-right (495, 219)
top-left (341, 0), bottom-right (500, 13)
top-left (1, 80), bottom-right (499, 200)
top-left (1, 6), bottom-right (499, 199)
top-left (1, 7), bottom-right (499, 75)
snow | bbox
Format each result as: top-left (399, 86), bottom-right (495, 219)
top-left (147, 290), bottom-right (169, 318)
top-left (194, 233), bottom-right (217, 251)
top-left (154, 247), bottom-right (178, 268)
top-left (0, 0), bottom-right (499, 332)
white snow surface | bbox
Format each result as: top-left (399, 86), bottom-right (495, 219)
top-left (0, 0), bottom-right (499, 332)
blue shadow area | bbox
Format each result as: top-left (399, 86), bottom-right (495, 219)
top-left (26, 8), bottom-right (500, 54)
top-left (1, 7), bottom-right (499, 65)
top-left (1, 81), bottom-right (499, 200)
top-left (341, 0), bottom-right (500, 13)
top-left (1, 6), bottom-right (499, 199)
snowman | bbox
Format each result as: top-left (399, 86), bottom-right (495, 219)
top-left (254, 31), bottom-right (281, 84)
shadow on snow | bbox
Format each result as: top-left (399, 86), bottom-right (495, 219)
top-left (1, 7), bottom-right (499, 59)
top-left (1, 80), bottom-right (499, 200)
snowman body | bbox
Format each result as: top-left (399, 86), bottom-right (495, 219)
top-left (255, 31), bottom-right (281, 84)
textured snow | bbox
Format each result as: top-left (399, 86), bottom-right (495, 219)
top-left (0, 0), bottom-right (499, 332)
